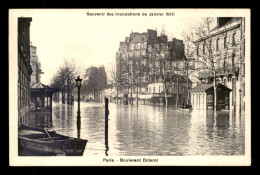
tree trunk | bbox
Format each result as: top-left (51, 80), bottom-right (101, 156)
top-left (131, 81), bottom-right (133, 105)
top-left (162, 63), bottom-right (168, 107)
top-left (164, 81), bottom-right (168, 107)
top-left (176, 77), bottom-right (179, 109)
top-left (62, 91), bottom-right (65, 104)
top-left (136, 77), bottom-right (139, 106)
top-left (67, 88), bottom-right (70, 104)
top-left (186, 77), bottom-right (189, 104)
top-left (213, 71), bottom-right (217, 116)
top-left (116, 86), bottom-right (118, 104)
top-left (94, 89), bottom-right (95, 101)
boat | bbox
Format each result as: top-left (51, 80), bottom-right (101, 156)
top-left (178, 107), bottom-right (192, 112)
top-left (18, 125), bottom-right (88, 156)
top-left (178, 105), bottom-right (192, 112)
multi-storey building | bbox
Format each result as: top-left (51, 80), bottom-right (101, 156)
top-left (81, 66), bottom-right (107, 102)
top-left (116, 29), bottom-right (192, 105)
top-left (18, 17), bottom-right (33, 127)
top-left (30, 43), bottom-right (43, 85)
top-left (193, 17), bottom-right (245, 111)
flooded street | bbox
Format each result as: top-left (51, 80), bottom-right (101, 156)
top-left (46, 101), bottom-right (245, 156)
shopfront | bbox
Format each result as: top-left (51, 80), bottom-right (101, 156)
top-left (190, 83), bottom-right (231, 110)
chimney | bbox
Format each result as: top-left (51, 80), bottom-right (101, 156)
top-left (125, 37), bottom-right (129, 43)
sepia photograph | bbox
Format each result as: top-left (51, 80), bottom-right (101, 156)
top-left (9, 9), bottom-right (251, 166)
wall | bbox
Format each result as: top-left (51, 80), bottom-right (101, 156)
top-left (18, 17), bottom-right (32, 127)
top-left (193, 17), bottom-right (245, 112)
top-left (191, 92), bottom-right (207, 110)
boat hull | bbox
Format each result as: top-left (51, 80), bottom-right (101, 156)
top-left (18, 136), bottom-right (65, 155)
top-left (178, 108), bottom-right (192, 112)
top-left (18, 125), bottom-right (87, 156)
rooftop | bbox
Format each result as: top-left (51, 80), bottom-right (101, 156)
top-left (193, 17), bottom-right (242, 43)
top-left (190, 83), bottom-right (231, 92)
top-left (190, 83), bottom-right (213, 92)
top-left (130, 34), bottom-right (147, 43)
top-left (30, 82), bottom-right (55, 91)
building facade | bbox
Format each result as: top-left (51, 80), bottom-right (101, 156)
top-left (18, 17), bottom-right (33, 127)
top-left (81, 66), bottom-right (107, 102)
top-left (116, 29), bottom-right (192, 105)
top-left (30, 43), bottom-right (43, 85)
top-left (193, 17), bottom-right (245, 111)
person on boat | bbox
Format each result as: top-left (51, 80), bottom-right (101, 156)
top-left (179, 102), bottom-right (184, 109)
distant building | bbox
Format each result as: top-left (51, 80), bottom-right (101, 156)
top-left (81, 66), bottom-right (107, 102)
top-left (30, 43), bottom-right (44, 85)
top-left (193, 17), bottom-right (245, 111)
top-left (116, 29), bottom-right (192, 105)
top-left (101, 84), bottom-right (117, 102)
top-left (18, 17), bottom-right (32, 127)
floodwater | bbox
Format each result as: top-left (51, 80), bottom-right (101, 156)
top-left (46, 101), bottom-right (245, 156)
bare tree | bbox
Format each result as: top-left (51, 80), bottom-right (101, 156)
top-left (150, 29), bottom-right (185, 107)
top-left (188, 17), bottom-right (240, 115)
top-left (151, 43), bottom-right (170, 107)
top-left (50, 58), bottom-right (86, 104)
top-left (121, 55), bottom-right (149, 105)
top-left (182, 31), bottom-right (197, 105)
top-left (110, 63), bottom-right (120, 104)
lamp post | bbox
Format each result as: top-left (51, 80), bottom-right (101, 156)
top-left (75, 76), bottom-right (82, 139)
top-left (75, 76), bottom-right (82, 115)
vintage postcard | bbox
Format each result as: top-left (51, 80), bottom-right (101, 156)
top-left (9, 8), bottom-right (251, 166)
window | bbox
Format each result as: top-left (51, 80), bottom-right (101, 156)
top-left (223, 57), bottom-right (226, 73)
top-left (45, 97), bottom-right (50, 108)
top-left (232, 33), bottom-right (236, 46)
top-left (144, 42), bottom-right (147, 49)
top-left (223, 78), bottom-right (227, 86)
top-left (138, 43), bottom-right (141, 50)
top-left (216, 39), bottom-right (219, 51)
top-left (155, 44), bottom-right (159, 51)
top-left (130, 44), bottom-right (135, 50)
top-left (203, 44), bottom-right (205, 54)
top-left (224, 36), bottom-right (227, 49)
top-left (243, 83), bottom-right (245, 96)
top-left (152, 52), bottom-right (155, 59)
top-left (209, 41), bottom-right (212, 52)
top-left (232, 53), bottom-right (235, 71)
top-left (242, 63), bottom-right (245, 77)
top-left (197, 45), bottom-right (199, 56)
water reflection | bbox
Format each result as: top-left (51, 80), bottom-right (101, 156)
top-left (77, 113), bottom-right (81, 139)
top-left (49, 102), bottom-right (245, 156)
top-left (105, 112), bottom-right (109, 156)
top-left (24, 111), bottom-right (53, 129)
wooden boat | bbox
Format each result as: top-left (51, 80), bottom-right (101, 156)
top-left (178, 108), bottom-right (192, 112)
top-left (18, 125), bottom-right (87, 156)
top-left (178, 105), bottom-right (192, 112)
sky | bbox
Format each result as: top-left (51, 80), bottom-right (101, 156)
top-left (24, 9), bottom-right (211, 85)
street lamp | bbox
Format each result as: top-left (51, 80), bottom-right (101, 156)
top-left (75, 76), bottom-right (82, 114)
